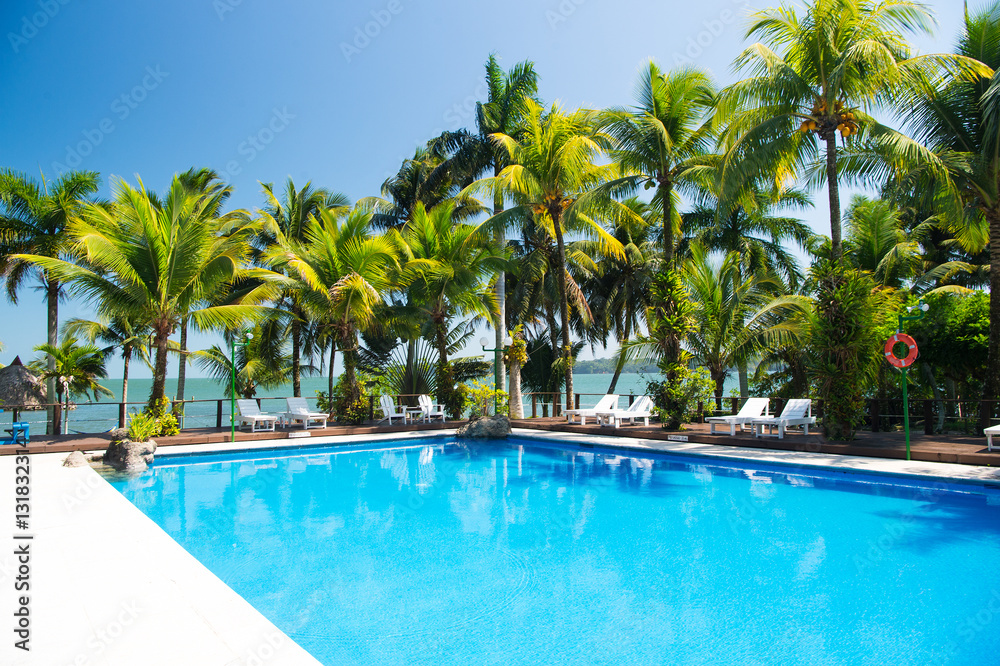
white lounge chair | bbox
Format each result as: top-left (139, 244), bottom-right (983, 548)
top-left (706, 397), bottom-right (770, 436)
top-left (236, 399), bottom-right (278, 433)
top-left (378, 395), bottom-right (409, 425)
top-left (985, 424), bottom-right (1000, 452)
top-left (281, 396), bottom-right (328, 429)
top-left (564, 394), bottom-right (619, 425)
top-left (751, 399), bottom-right (816, 439)
top-left (596, 395), bottom-right (654, 428)
top-left (417, 394), bottom-right (447, 423)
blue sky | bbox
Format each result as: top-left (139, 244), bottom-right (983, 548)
top-left (0, 0), bottom-right (967, 378)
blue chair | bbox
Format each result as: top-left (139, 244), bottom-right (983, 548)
top-left (5, 422), bottom-right (29, 445)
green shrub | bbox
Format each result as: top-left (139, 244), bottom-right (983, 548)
top-left (127, 412), bottom-right (159, 442)
top-left (331, 376), bottom-right (368, 425)
top-left (465, 380), bottom-right (508, 417)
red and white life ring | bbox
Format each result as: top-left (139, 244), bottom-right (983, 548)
top-left (884, 333), bottom-right (918, 369)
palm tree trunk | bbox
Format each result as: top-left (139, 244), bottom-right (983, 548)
top-left (46, 279), bottom-right (58, 435)
top-left (825, 132), bottom-right (842, 262)
top-left (714, 371), bottom-right (725, 412)
top-left (176, 317), bottom-right (188, 411)
top-left (984, 210), bottom-right (1000, 402)
top-left (661, 183), bottom-right (674, 266)
top-left (509, 344), bottom-right (524, 419)
top-left (494, 169), bottom-right (507, 392)
top-left (150, 330), bottom-right (170, 408)
top-left (607, 317), bottom-right (632, 393)
top-left (551, 209), bottom-right (574, 412)
top-left (327, 340), bottom-right (336, 400)
top-left (738, 361), bottom-right (749, 398)
top-left (122, 347), bottom-right (131, 407)
top-left (291, 315), bottom-right (302, 397)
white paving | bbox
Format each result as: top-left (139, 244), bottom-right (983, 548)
top-left (0, 452), bottom-right (322, 666)
top-left (3, 425), bottom-right (996, 665)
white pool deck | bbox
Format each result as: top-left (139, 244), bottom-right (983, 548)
top-left (2, 428), bottom-right (997, 665)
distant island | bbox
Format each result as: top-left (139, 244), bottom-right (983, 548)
top-left (573, 358), bottom-right (658, 374)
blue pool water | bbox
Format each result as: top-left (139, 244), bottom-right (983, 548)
top-left (107, 437), bottom-right (1000, 665)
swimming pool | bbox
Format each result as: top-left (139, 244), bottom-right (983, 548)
top-left (107, 436), bottom-right (1000, 665)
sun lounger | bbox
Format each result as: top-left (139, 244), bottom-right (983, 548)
top-left (564, 394), bottom-right (619, 425)
top-left (281, 396), bottom-right (328, 429)
top-left (236, 399), bottom-right (278, 432)
top-left (751, 399), bottom-right (816, 439)
top-left (417, 394), bottom-right (447, 423)
top-left (378, 395), bottom-right (409, 425)
top-left (595, 395), bottom-right (654, 428)
top-left (985, 424), bottom-right (1000, 452)
top-left (706, 397), bottom-right (770, 436)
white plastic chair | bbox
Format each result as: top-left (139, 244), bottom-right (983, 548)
top-left (706, 397), bottom-right (770, 436)
top-left (379, 395), bottom-right (409, 425)
top-left (417, 394), bottom-right (447, 423)
top-left (282, 396), bottom-right (327, 429)
top-left (595, 396), bottom-right (654, 428)
top-left (236, 399), bottom-right (278, 432)
top-left (564, 394), bottom-right (619, 425)
top-left (985, 424), bottom-right (1000, 451)
top-left (751, 399), bottom-right (816, 439)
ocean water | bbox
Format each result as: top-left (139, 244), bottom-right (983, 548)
top-left (107, 436), bottom-right (1000, 665)
top-left (4, 372), bottom-right (718, 434)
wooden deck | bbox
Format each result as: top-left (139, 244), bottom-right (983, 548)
top-left (4, 417), bottom-right (997, 467)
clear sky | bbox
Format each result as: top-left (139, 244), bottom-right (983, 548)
top-left (0, 0), bottom-right (967, 378)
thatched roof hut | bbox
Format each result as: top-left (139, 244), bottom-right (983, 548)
top-left (0, 357), bottom-right (47, 419)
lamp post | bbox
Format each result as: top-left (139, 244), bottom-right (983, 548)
top-left (230, 330), bottom-right (253, 442)
top-left (480, 334), bottom-right (513, 415)
top-left (895, 300), bottom-right (928, 460)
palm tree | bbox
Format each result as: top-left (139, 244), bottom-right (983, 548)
top-left (681, 180), bottom-right (812, 287)
top-left (431, 55), bottom-right (539, 387)
top-left (683, 244), bottom-right (807, 406)
top-left (600, 62), bottom-right (717, 265)
top-left (0, 169), bottom-right (101, 432)
top-left (841, 195), bottom-right (924, 289)
top-left (15, 175), bottom-right (273, 408)
top-left (901, 1), bottom-right (1000, 399)
top-left (266, 207), bottom-right (399, 408)
top-left (397, 201), bottom-right (503, 410)
top-left (471, 101), bottom-right (628, 411)
top-left (63, 316), bottom-right (152, 409)
top-left (580, 197), bottom-right (659, 393)
top-left (258, 178), bottom-right (350, 397)
top-left (32, 336), bottom-right (111, 434)
top-left (194, 319), bottom-right (292, 399)
top-left (719, 0), bottom-right (986, 261)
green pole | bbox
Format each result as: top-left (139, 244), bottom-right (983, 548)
top-left (901, 367), bottom-right (910, 461)
top-left (494, 348), bottom-right (501, 415)
top-left (231, 336), bottom-right (236, 443)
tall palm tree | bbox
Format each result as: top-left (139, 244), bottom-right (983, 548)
top-left (0, 169), bottom-right (101, 432)
top-left (397, 201), bottom-right (503, 409)
top-left (63, 316), bottom-right (152, 408)
top-left (266, 208), bottom-right (400, 407)
top-left (16, 176), bottom-right (273, 408)
top-left (901, 1), bottom-right (1000, 399)
top-left (470, 101), bottom-right (628, 411)
top-left (32, 336), bottom-right (112, 434)
top-left (719, 0), bottom-right (986, 261)
top-left (431, 55), bottom-right (539, 387)
top-left (600, 62), bottom-right (717, 265)
top-left (258, 178), bottom-right (350, 397)
top-left (580, 197), bottom-right (659, 393)
top-left (683, 244), bottom-right (809, 404)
